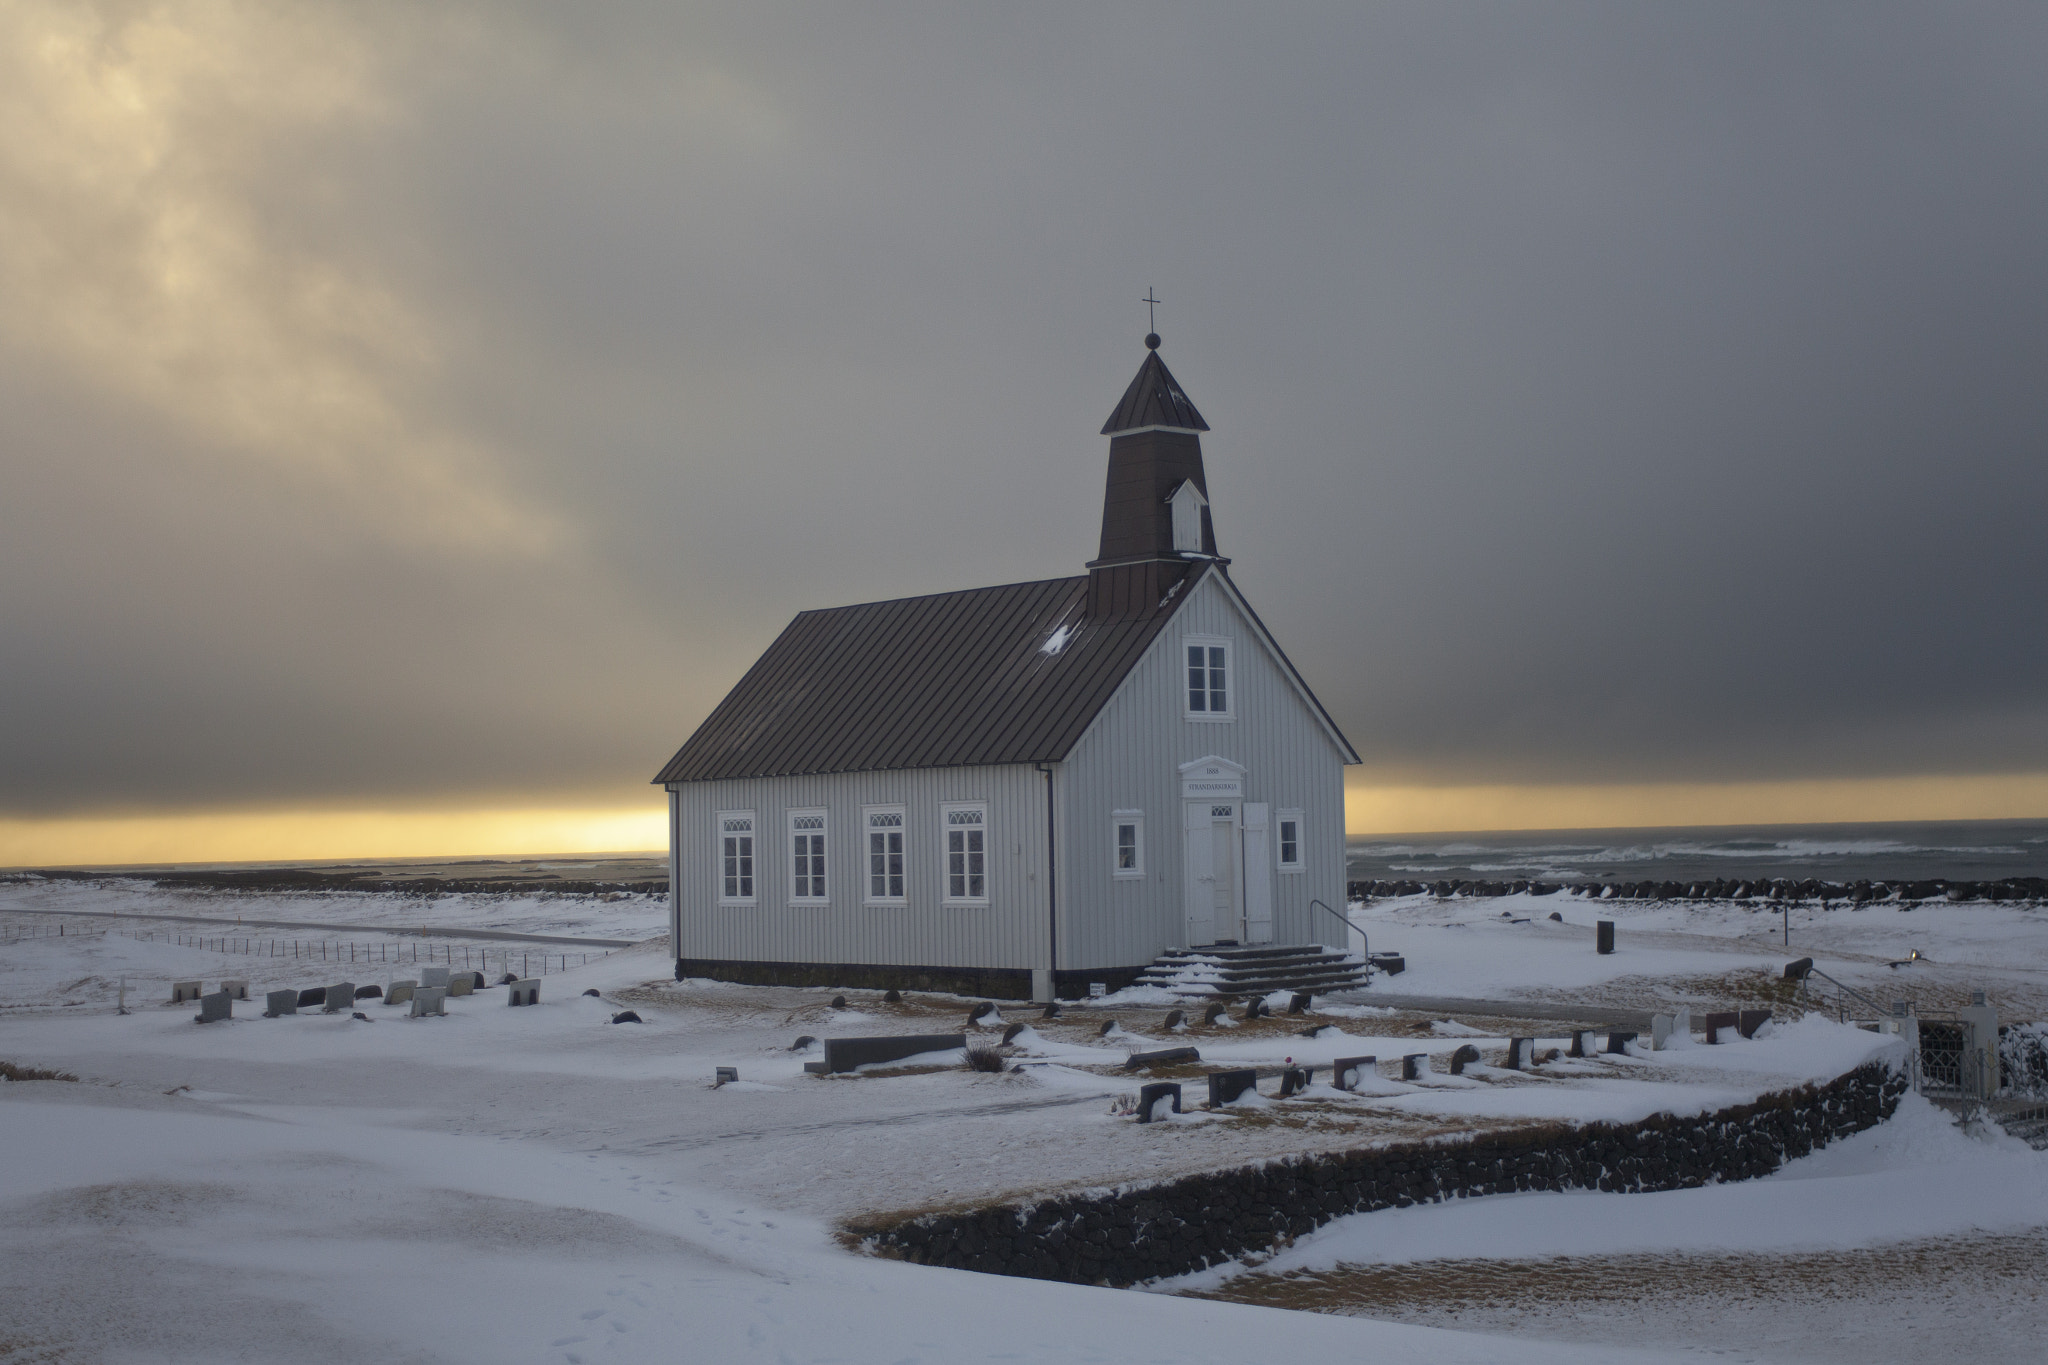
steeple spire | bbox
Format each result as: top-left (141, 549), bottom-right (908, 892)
top-left (1087, 336), bottom-right (1223, 617)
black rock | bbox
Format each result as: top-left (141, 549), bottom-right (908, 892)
top-left (611, 1010), bottom-right (642, 1024)
top-left (582, 988), bottom-right (601, 997)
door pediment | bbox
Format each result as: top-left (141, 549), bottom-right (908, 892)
top-left (1180, 755), bottom-right (1244, 799)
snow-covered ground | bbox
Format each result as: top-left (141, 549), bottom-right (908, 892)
top-left (3, 881), bottom-right (2045, 1363)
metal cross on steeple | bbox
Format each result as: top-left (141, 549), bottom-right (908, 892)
top-left (1142, 288), bottom-right (1161, 334)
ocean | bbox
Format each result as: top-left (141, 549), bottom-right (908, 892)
top-left (1345, 819), bottom-right (2048, 885)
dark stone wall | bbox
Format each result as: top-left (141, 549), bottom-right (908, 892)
top-left (1349, 876), bottom-right (2048, 905)
top-left (851, 1060), bottom-right (1906, 1287)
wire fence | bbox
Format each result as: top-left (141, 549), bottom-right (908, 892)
top-left (114, 930), bottom-right (606, 979)
top-left (1, 923), bottom-right (109, 943)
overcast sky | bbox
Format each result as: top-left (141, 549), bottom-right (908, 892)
top-left (5, 2), bottom-right (2047, 825)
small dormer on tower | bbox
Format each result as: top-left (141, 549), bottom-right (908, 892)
top-left (1087, 335), bottom-right (1226, 618)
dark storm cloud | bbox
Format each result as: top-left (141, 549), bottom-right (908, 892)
top-left (4, 2), bottom-right (2046, 814)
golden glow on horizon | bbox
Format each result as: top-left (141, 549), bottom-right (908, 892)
top-left (0, 805), bottom-right (668, 869)
top-left (7, 772), bottom-right (2048, 867)
top-left (1344, 771), bottom-right (2048, 835)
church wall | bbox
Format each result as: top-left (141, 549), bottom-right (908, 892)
top-left (667, 762), bottom-right (1050, 977)
top-left (1056, 571), bottom-right (1351, 970)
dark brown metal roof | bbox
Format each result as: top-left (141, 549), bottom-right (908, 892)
top-left (1101, 350), bottom-right (1209, 435)
top-left (653, 568), bottom-right (1208, 784)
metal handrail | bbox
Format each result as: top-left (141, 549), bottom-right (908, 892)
top-left (1801, 966), bottom-right (1890, 1020)
top-left (1309, 898), bottom-right (1366, 958)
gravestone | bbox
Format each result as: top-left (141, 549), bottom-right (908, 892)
top-left (714, 1066), bottom-right (738, 1086)
top-left (1123, 1046), bottom-right (1200, 1070)
top-left (583, 988), bottom-right (601, 997)
top-left (1163, 1009), bottom-right (1185, 1030)
top-left (1136, 1082), bottom-right (1182, 1123)
top-left (1299, 1024), bottom-right (1331, 1038)
top-left (324, 983), bottom-right (355, 1013)
top-left (354, 984), bottom-right (381, 999)
top-left (419, 966), bottom-right (451, 989)
top-left (1596, 920), bottom-right (1616, 955)
top-left (1401, 1053), bottom-right (1427, 1081)
top-left (1737, 1008), bottom-right (1771, 1038)
top-left (386, 981), bottom-right (416, 1005)
top-left (1504, 1037), bottom-right (1532, 1070)
top-left (1370, 953), bottom-right (1405, 975)
top-left (1098, 1018), bottom-right (1121, 1037)
top-left (790, 1035), bottom-right (817, 1050)
top-left (1331, 1055), bottom-right (1377, 1091)
top-left (1448, 1044), bottom-right (1481, 1075)
top-left (466, 972), bottom-right (486, 990)
top-left (447, 975), bottom-right (474, 998)
top-left (1606, 1030), bottom-right (1638, 1054)
top-left (611, 1010), bottom-right (642, 1023)
top-left (194, 990), bottom-right (232, 1024)
top-left (219, 980), bottom-right (249, 1001)
top-left (1651, 1014), bottom-right (1676, 1050)
top-left (507, 978), bottom-right (540, 1007)
top-left (1001, 1021), bottom-right (1028, 1044)
top-left (1783, 957), bottom-right (1814, 981)
top-left (1568, 1029), bottom-right (1593, 1058)
top-left (1278, 1066), bottom-right (1311, 1097)
top-left (831, 995), bottom-right (848, 1009)
top-left (1703, 1010), bottom-right (1738, 1044)
top-left (1039, 1001), bottom-right (1061, 1019)
top-left (1288, 992), bottom-right (1312, 1015)
top-left (808, 1033), bottom-right (967, 1074)
top-left (884, 989), bottom-right (903, 1004)
top-left (410, 986), bottom-right (447, 1017)
top-left (1240, 998), bottom-right (1265, 1022)
top-left (1201, 1002), bottom-right (1229, 1026)
top-left (1206, 1068), bottom-right (1258, 1107)
top-left (263, 989), bottom-right (298, 1017)
top-left (171, 981), bottom-right (202, 1004)
top-left (967, 1002), bottom-right (996, 1025)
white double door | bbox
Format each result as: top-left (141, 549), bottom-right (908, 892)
top-left (1183, 798), bottom-right (1271, 946)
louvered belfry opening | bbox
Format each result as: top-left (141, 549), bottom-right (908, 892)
top-left (1087, 343), bottom-right (1220, 620)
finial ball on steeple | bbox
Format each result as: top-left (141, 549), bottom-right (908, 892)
top-left (1144, 332), bottom-right (1160, 350)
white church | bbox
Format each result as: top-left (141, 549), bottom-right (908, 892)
top-left (654, 336), bottom-right (1361, 1000)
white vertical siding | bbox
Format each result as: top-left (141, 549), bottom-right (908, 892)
top-left (669, 763), bottom-right (1051, 971)
top-left (1055, 571), bottom-right (1351, 969)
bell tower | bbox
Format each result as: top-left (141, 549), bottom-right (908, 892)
top-left (1086, 333), bottom-right (1225, 617)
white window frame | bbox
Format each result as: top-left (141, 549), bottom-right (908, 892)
top-left (716, 810), bottom-right (757, 905)
top-left (863, 805), bottom-right (907, 905)
top-left (788, 808), bottom-right (828, 904)
top-left (1112, 810), bottom-right (1145, 879)
top-left (1182, 635), bottom-right (1234, 721)
top-left (1276, 808), bottom-right (1304, 873)
top-left (941, 803), bottom-right (990, 905)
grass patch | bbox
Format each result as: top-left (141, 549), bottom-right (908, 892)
top-left (963, 1045), bottom-right (1008, 1073)
top-left (1, 1061), bottom-right (79, 1082)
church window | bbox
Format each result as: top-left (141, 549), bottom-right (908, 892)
top-left (865, 807), bottom-right (905, 902)
top-left (718, 812), bottom-right (755, 903)
top-left (1113, 811), bottom-right (1144, 878)
top-left (943, 805), bottom-right (987, 902)
top-left (1184, 638), bottom-right (1231, 719)
top-left (789, 810), bottom-right (827, 902)
top-left (1277, 809), bottom-right (1304, 872)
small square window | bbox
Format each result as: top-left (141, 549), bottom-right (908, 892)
top-left (1112, 811), bottom-right (1144, 879)
top-left (943, 805), bottom-right (988, 903)
top-left (1277, 809), bottom-right (1304, 872)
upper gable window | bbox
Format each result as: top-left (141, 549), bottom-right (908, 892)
top-left (1183, 637), bottom-right (1232, 720)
